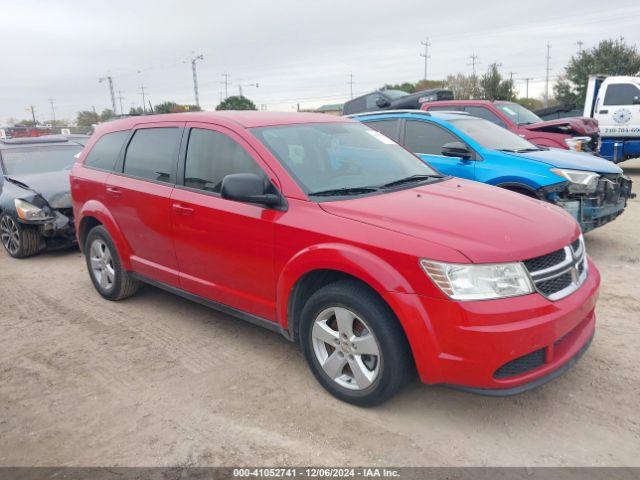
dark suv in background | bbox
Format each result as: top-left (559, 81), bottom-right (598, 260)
top-left (342, 88), bottom-right (453, 115)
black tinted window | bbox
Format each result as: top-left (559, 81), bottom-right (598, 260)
top-left (84, 130), bottom-right (129, 171)
top-left (365, 119), bottom-right (400, 142)
top-left (603, 84), bottom-right (640, 106)
top-left (184, 128), bottom-right (264, 193)
top-left (426, 105), bottom-right (464, 112)
top-left (464, 106), bottom-right (506, 127)
top-left (404, 121), bottom-right (459, 155)
top-left (123, 128), bottom-right (179, 182)
top-left (343, 96), bottom-right (366, 115)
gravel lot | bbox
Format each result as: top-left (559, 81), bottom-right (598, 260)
top-left (1, 159), bottom-right (639, 467)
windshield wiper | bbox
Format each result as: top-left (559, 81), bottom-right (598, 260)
top-left (308, 186), bottom-right (379, 197)
top-left (380, 174), bottom-right (441, 189)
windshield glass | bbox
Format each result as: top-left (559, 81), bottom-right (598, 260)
top-left (449, 118), bottom-right (539, 152)
top-left (495, 102), bottom-right (542, 125)
top-left (1, 145), bottom-right (82, 175)
top-left (251, 122), bottom-right (439, 195)
top-left (382, 89), bottom-right (409, 99)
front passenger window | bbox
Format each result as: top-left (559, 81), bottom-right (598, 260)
top-left (184, 128), bottom-right (264, 193)
top-left (404, 121), bottom-right (460, 155)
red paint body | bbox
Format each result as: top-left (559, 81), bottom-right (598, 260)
top-left (421, 100), bottom-right (599, 150)
top-left (70, 111), bottom-right (599, 391)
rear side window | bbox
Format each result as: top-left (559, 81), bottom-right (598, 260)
top-left (464, 106), bottom-right (506, 127)
top-left (123, 128), bottom-right (180, 183)
top-left (184, 128), bottom-right (264, 193)
top-left (84, 130), bottom-right (129, 171)
top-left (365, 119), bottom-right (400, 142)
top-left (404, 120), bottom-right (459, 155)
top-left (603, 84), bottom-right (640, 106)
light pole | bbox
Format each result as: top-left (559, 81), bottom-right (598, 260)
top-left (191, 54), bottom-right (204, 107)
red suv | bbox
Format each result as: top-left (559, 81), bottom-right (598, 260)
top-left (70, 112), bottom-right (599, 406)
top-left (422, 100), bottom-right (600, 153)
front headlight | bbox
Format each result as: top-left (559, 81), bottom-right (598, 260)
top-left (550, 168), bottom-right (599, 193)
top-left (14, 199), bottom-right (53, 221)
top-left (563, 136), bottom-right (591, 152)
top-left (420, 260), bottom-right (534, 301)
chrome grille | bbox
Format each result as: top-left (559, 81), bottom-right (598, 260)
top-left (523, 236), bottom-right (588, 301)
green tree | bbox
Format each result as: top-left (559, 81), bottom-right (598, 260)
top-left (480, 63), bottom-right (516, 101)
top-left (100, 109), bottom-right (115, 121)
top-left (379, 79), bottom-right (446, 94)
top-left (76, 110), bottom-right (100, 127)
top-left (445, 73), bottom-right (482, 99)
top-left (515, 97), bottom-right (544, 111)
top-left (154, 101), bottom-right (202, 114)
top-left (216, 96), bottom-right (256, 111)
top-left (554, 38), bottom-right (640, 106)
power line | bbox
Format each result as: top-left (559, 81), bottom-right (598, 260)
top-left (468, 53), bottom-right (480, 76)
top-left (99, 75), bottom-right (117, 113)
top-left (420, 38), bottom-right (431, 81)
top-left (544, 42), bottom-right (552, 107)
top-left (191, 54), bottom-right (204, 107)
top-left (221, 73), bottom-right (231, 99)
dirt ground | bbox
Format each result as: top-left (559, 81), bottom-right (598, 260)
top-left (1, 160), bottom-right (639, 467)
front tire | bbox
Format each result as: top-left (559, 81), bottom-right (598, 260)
top-left (85, 225), bottom-right (139, 300)
top-left (299, 280), bottom-right (412, 406)
top-left (0, 214), bottom-right (41, 258)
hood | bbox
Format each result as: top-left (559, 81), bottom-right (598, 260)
top-left (523, 117), bottom-right (599, 136)
top-left (319, 178), bottom-right (580, 264)
top-left (510, 148), bottom-right (622, 174)
top-left (3, 170), bottom-right (71, 209)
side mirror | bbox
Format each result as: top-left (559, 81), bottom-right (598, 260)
top-left (375, 96), bottom-right (390, 108)
top-left (220, 173), bottom-right (280, 207)
top-left (442, 142), bottom-right (472, 159)
top-left (633, 96), bottom-right (640, 105)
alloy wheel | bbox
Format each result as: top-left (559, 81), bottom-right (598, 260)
top-left (311, 306), bottom-right (381, 390)
top-left (89, 239), bottom-right (115, 291)
top-left (0, 216), bottom-right (20, 256)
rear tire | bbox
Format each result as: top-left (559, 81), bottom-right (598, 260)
top-left (85, 225), bottom-right (139, 300)
top-left (299, 279), bottom-right (413, 406)
top-left (0, 214), bottom-right (41, 258)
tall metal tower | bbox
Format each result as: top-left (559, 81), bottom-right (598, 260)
top-left (420, 38), bottom-right (431, 81)
top-left (544, 42), bottom-right (552, 107)
top-left (191, 54), bottom-right (204, 107)
top-left (99, 75), bottom-right (117, 113)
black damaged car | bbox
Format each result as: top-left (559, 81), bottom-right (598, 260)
top-left (0, 136), bottom-right (83, 258)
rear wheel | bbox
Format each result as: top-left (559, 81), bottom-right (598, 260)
top-left (299, 280), bottom-right (412, 406)
top-left (0, 214), bottom-right (41, 258)
top-left (85, 226), bottom-right (139, 300)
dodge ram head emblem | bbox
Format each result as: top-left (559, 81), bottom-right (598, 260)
top-left (613, 108), bottom-right (632, 124)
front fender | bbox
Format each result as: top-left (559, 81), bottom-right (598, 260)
top-left (77, 200), bottom-right (133, 270)
top-left (276, 243), bottom-right (415, 331)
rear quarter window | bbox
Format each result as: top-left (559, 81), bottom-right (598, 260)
top-left (84, 130), bottom-right (130, 171)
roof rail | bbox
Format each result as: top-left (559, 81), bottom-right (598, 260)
top-left (345, 109), bottom-right (432, 118)
top-left (428, 110), bottom-right (471, 116)
top-left (0, 135), bottom-right (69, 145)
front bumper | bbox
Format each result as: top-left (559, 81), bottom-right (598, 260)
top-left (384, 258), bottom-right (600, 392)
top-left (18, 209), bottom-right (76, 248)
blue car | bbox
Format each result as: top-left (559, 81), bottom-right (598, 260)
top-left (352, 110), bottom-right (634, 232)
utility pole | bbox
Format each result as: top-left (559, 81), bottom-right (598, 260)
top-left (99, 75), bottom-right (117, 114)
top-left (420, 38), bottom-right (431, 81)
top-left (544, 42), bottom-right (552, 107)
top-left (576, 40), bottom-right (584, 53)
top-left (29, 105), bottom-right (37, 126)
top-left (468, 53), bottom-right (480, 76)
top-left (348, 72), bottom-right (354, 99)
top-left (139, 85), bottom-right (147, 113)
top-left (523, 78), bottom-right (533, 98)
top-left (191, 54), bottom-right (204, 107)
top-left (117, 90), bottom-right (125, 115)
top-left (508, 71), bottom-right (517, 82)
top-left (48, 98), bottom-right (56, 124)
top-left (237, 82), bottom-right (258, 97)
top-left (221, 73), bottom-right (231, 99)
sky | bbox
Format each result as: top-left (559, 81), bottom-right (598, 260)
top-left (1, 0), bottom-right (639, 124)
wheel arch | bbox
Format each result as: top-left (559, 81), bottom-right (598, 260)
top-left (495, 181), bottom-right (541, 199)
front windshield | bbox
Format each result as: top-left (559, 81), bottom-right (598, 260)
top-left (251, 122), bottom-right (439, 195)
top-left (1, 145), bottom-right (82, 175)
top-left (449, 118), bottom-right (540, 152)
top-left (495, 102), bottom-right (542, 125)
top-left (381, 89), bottom-right (409, 99)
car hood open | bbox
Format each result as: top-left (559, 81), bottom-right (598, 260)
top-left (4, 170), bottom-right (71, 209)
top-left (319, 178), bottom-right (580, 264)
top-left (511, 148), bottom-right (623, 174)
top-left (523, 117), bottom-right (599, 136)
